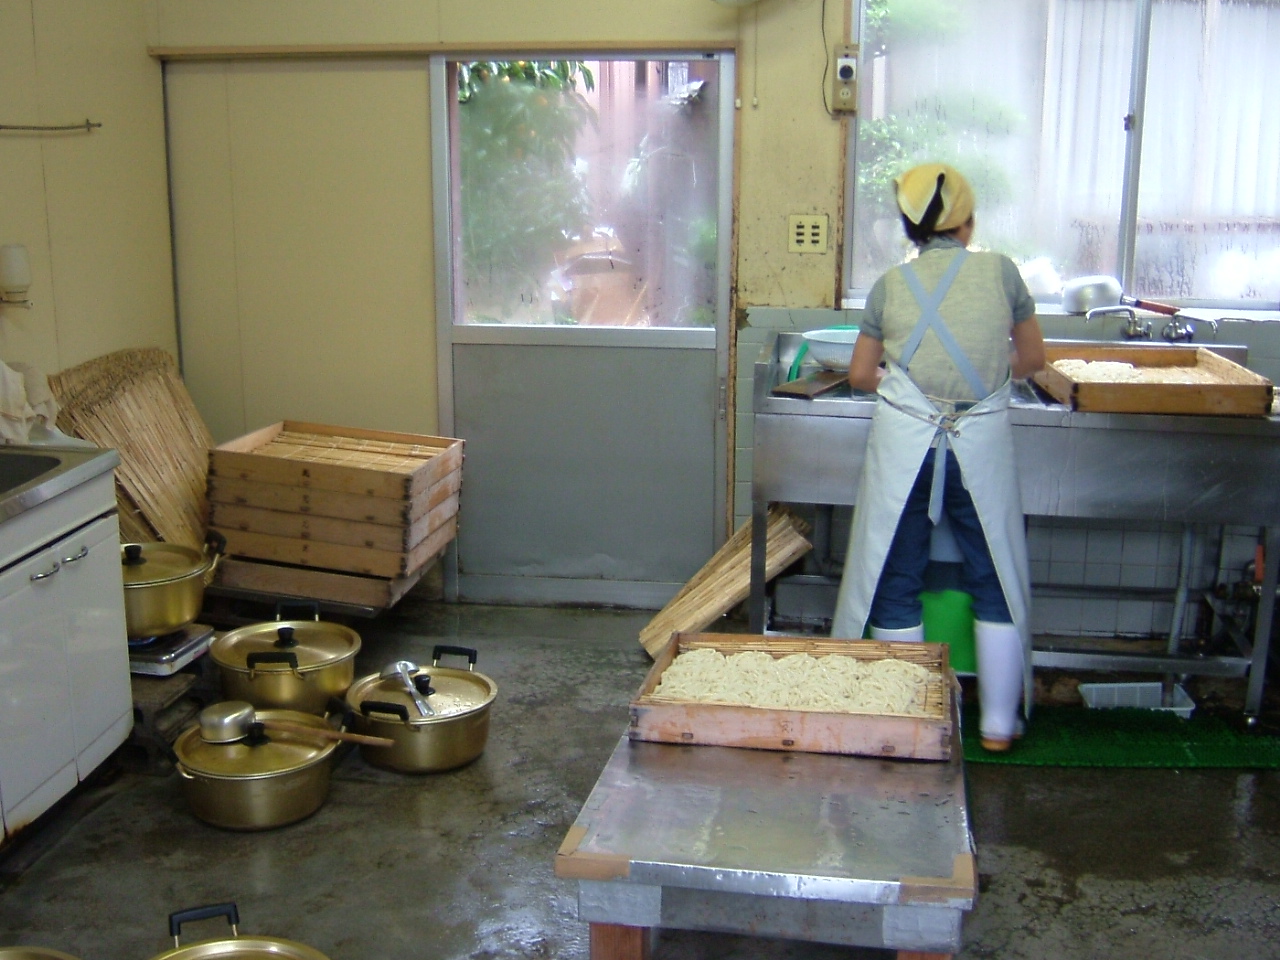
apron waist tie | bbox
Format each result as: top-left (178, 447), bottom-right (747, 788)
top-left (879, 396), bottom-right (995, 524)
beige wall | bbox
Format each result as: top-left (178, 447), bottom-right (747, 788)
top-left (4, 0), bottom-right (848, 444)
top-left (0, 0), bottom-right (175, 381)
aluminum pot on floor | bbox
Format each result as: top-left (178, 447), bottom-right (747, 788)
top-left (208, 600), bottom-right (361, 714)
top-left (147, 904), bottom-right (331, 960)
top-left (172, 706), bottom-right (341, 830)
top-left (346, 645), bottom-right (498, 773)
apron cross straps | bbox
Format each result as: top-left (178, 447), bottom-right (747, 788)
top-left (897, 250), bottom-right (991, 524)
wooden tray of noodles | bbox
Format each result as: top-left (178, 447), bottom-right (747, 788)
top-left (1033, 344), bottom-right (1273, 416)
top-left (629, 633), bottom-right (953, 761)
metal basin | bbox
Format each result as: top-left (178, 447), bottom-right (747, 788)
top-left (0, 452), bottom-right (60, 493)
top-left (0, 445), bottom-right (118, 523)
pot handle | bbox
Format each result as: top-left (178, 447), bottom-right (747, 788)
top-left (168, 903), bottom-right (240, 947)
top-left (275, 600), bottom-right (320, 622)
top-left (200, 531), bottom-right (227, 585)
top-left (246, 650), bottom-right (300, 674)
top-left (432, 644), bottom-right (478, 670)
top-left (361, 699), bottom-right (411, 723)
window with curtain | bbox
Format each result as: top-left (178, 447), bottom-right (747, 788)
top-left (847, 0), bottom-right (1280, 305)
top-left (449, 58), bottom-right (722, 326)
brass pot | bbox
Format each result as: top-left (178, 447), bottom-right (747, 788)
top-left (120, 533), bottom-right (225, 639)
top-left (148, 903), bottom-right (331, 960)
top-left (345, 646), bottom-right (497, 773)
top-left (172, 708), bottom-right (337, 830)
top-left (209, 604), bottom-right (361, 714)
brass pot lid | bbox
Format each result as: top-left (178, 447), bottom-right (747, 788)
top-left (210, 621), bottom-right (361, 673)
top-left (346, 665), bottom-right (496, 726)
top-left (150, 937), bottom-right (330, 960)
top-left (172, 709), bottom-right (336, 778)
top-left (120, 542), bottom-right (210, 588)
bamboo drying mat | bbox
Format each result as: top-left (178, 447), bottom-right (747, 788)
top-left (638, 506), bottom-right (812, 657)
top-left (49, 348), bottom-right (212, 548)
top-left (249, 430), bottom-right (455, 475)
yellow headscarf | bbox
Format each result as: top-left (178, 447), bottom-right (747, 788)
top-left (893, 163), bottom-right (974, 233)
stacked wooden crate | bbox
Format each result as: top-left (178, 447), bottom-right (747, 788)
top-left (207, 421), bottom-right (463, 609)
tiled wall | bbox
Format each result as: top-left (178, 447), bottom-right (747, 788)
top-left (735, 307), bottom-right (1279, 639)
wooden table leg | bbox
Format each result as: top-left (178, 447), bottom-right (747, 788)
top-left (589, 923), bottom-right (651, 960)
top-left (897, 952), bottom-right (952, 960)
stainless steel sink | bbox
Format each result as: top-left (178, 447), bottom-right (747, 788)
top-left (0, 445), bottom-right (120, 523)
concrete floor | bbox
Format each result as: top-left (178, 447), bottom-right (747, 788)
top-left (1, 599), bottom-right (1279, 960)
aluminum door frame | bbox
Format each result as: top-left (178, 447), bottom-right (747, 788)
top-left (430, 53), bottom-right (734, 608)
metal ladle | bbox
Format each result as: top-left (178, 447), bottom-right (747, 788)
top-left (199, 701), bottom-right (394, 748)
top-left (380, 659), bottom-right (435, 717)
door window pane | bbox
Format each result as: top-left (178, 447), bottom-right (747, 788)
top-left (451, 58), bottom-right (721, 327)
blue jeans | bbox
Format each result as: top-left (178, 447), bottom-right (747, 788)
top-left (868, 446), bottom-right (1013, 629)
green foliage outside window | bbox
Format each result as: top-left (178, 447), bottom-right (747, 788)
top-left (457, 61), bottom-right (597, 319)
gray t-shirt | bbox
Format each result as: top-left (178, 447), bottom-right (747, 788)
top-left (860, 236), bottom-right (1036, 401)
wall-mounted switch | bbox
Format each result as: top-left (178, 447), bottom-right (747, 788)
top-left (788, 215), bottom-right (829, 253)
top-left (832, 44), bottom-right (858, 114)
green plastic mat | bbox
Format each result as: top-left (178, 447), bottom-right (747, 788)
top-left (960, 702), bottom-right (1280, 768)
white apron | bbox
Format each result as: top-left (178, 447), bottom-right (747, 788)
top-left (831, 251), bottom-right (1033, 711)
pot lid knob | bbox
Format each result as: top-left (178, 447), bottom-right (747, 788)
top-left (274, 626), bottom-right (299, 648)
top-left (122, 543), bottom-right (146, 566)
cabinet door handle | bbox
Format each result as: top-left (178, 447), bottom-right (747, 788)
top-left (30, 562), bottom-right (61, 582)
top-left (60, 545), bottom-right (89, 565)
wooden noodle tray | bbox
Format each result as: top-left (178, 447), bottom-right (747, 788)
top-left (629, 632), bottom-right (953, 761)
top-left (1033, 344), bottom-right (1273, 416)
top-left (213, 555), bottom-right (435, 611)
top-left (208, 421), bottom-right (463, 578)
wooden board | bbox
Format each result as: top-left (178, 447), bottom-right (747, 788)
top-left (207, 467), bottom-right (461, 525)
top-left (209, 487), bottom-right (458, 551)
top-left (629, 633), bottom-right (953, 761)
top-left (214, 556), bottom-right (433, 610)
top-left (216, 515), bottom-right (457, 578)
top-left (1033, 345), bottom-right (1273, 416)
top-left (770, 369), bottom-right (847, 398)
top-left (209, 421), bottom-right (463, 500)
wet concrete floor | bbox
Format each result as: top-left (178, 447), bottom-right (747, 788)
top-left (1, 600), bottom-right (1278, 959)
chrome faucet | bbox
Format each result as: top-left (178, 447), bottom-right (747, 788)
top-left (1161, 316), bottom-right (1218, 342)
top-left (1085, 305), bottom-right (1151, 340)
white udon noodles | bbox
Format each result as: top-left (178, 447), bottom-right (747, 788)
top-left (651, 648), bottom-right (933, 716)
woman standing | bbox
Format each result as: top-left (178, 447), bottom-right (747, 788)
top-left (831, 163), bottom-right (1045, 751)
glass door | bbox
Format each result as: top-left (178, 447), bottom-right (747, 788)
top-left (433, 52), bottom-right (734, 607)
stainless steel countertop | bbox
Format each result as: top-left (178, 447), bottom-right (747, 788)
top-left (752, 333), bottom-right (1280, 525)
top-left (0, 445), bottom-right (120, 524)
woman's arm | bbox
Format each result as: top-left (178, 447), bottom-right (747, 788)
top-left (1010, 316), bottom-right (1046, 380)
top-left (848, 333), bottom-right (886, 393)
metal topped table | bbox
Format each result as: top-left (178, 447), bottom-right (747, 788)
top-left (556, 720), bottom-right (975, 959)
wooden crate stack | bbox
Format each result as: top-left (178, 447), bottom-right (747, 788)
top-left (207, 421), bottom-right (463, 609)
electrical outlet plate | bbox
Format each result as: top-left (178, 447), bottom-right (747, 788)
top-left (832, 43), bottom-right (858, 114)
top-left (788, 215), bottom-right (829, 254)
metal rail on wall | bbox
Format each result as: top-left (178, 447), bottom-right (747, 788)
top-left (0, 119), bottom-right (101, 133)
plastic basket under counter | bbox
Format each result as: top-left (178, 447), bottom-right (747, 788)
top-left (1078, 681), bottom-right (1195, 719)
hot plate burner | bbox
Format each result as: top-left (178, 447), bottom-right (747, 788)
top-left (128, 622), bottom-right (215, 676)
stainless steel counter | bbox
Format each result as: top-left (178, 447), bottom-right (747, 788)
top-left (749, 333), bottom-right (1280, 716)
top-left (557, 728), bottom-right (975, 956)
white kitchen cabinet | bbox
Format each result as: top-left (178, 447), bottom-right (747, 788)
top-left (0, 464), bottom-right (132, 840)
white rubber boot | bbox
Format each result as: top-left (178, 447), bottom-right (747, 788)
top-left (975, 620), bottom-right (1024, 751)
top-left (869, 624), bottom-right (924, 643)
